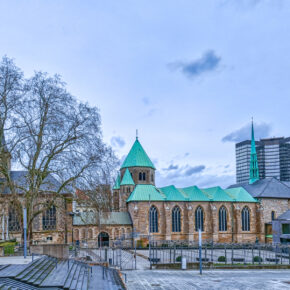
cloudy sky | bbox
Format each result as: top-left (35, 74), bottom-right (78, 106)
top-left (1, 0), bottom-right (289, 188)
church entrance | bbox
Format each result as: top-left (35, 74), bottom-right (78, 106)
top-left (98, 232), bottom-right (109, 247)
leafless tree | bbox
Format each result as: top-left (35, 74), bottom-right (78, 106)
top-left (0, 56), bottom-right (118, 242)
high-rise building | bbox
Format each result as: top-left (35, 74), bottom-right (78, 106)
top-left (235, 124), bottom-right (290, 183)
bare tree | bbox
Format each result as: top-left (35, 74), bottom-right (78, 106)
top-left (0, 56), bottom-right (118, 242)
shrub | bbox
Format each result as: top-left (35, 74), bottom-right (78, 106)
top-left (4, 245), bottom-right (14, 256)
top-left (253, 256), bottom-right (263, 263)
top-left (161, 243), bottom-right (168, 248)
top-left (176, 256), bottom-right (182, 262)
top-left (136, 240), bottom-right (144, 248)
top-left (218, 256), bottom-right (226, 262)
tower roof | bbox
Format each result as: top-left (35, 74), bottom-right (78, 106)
top-left (121, 138), bottom-right (155, 169)
top-left (112, 174), bottom-right (121, 190)
top-left (120, 168), bottom-right (135, 186)
top-left (249, 120), bottom-right (259, 184)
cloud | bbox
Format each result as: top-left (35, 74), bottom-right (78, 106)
top-left (165, 164), bottom-right (206, 179)
top-left (184, 165), bottom-right (205, 176)
top-left (110, 136), bottom-right (125, 148)
top-left (170, 50), bottom-right (221, 79)
top-left (142, 97), bottom-right (150, 105)
top-left (163, 164), bottom-right (179, 171)
top-left (222, 122), bottom-right (271, 143)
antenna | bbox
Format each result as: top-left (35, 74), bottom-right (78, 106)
top-left (136, 129), bottom-right (138, 140)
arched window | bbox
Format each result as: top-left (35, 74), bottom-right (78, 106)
top-left (139, 172), bottom-right (142, 180)
top-left (172, 206), bottom-right (181, 232)
top-left (195, 206), bottom-right (204, 232)
top-left (242, 206), bottom-right (250, 231)
top-left (149, 206), bottom-right (158, 233)
top-left (271, 211), bottom-right (275, 220)
top-left (8, 206), bottom-right (21, 232)
top-left (151, 174), bottom-right (154, 182)
top-left (142, 172), bottom-right (146, 181)
top-left (98, 232), bottom-right (109, 247)
top-left (219, 206), bottom-right (227, 231)
top-left (42, 205), bottom-right (56, 230)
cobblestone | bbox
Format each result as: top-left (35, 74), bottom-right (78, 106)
top-left (124, 269), bottom-right (290, 289)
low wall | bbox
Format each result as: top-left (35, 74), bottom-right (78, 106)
top-left (30, 244), bottom-right (69, 259)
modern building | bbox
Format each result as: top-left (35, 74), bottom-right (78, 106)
top-left (236, 125), bottom-right (290, 183)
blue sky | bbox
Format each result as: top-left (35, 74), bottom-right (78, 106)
top-left (1, 0), bottom-right (290, 188)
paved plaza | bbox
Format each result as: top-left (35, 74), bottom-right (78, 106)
top-left (124, 269), bottom-right (290, 289)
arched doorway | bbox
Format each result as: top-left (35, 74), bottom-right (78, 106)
top-left (98, 232), bottom-right (109, 247)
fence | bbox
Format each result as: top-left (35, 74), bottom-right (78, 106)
top-left (147, 240), bottom-right (290, 268)
top-left (74, 238), bottom-right (137, 270)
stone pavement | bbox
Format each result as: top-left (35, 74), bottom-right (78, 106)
top-left (0, 256), bottom-right (34, 265)
top-left (124, 269), bottom-right (290, 289)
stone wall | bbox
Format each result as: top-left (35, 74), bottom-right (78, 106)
top-left (0, 195), bottom-right (73, 245)
top-left (73, 224), bottom-right (133, 247)
top-left (128, 200), bottom-right (259, 244)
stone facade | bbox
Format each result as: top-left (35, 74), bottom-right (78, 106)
top-left (0, 194), bottom-right (73, 245)
top-left (128, 201), bottom-right (259, 244)
top-left (73, 224), bottom-right (132, 247)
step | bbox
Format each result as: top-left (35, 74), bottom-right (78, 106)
top-left (28, 259), bottom-right (55, 284)
top-left (69, 264), bottom-right (81, 290)
top-left (81, 268), bottom-right (89, 290)
top-left (75, 266), bottom-right (85, 290)
top-left (63, 263), bottom-right (78, 289)
top-left (33, 261), bottom-right (56, 286)
top-left (22, 258), bottom-right (53, 282)
top-left (15, 257), bottom-right (46, 280)
top-left (39, 261), bottom-right (69, 287)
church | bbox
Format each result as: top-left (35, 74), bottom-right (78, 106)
top-left (107, 122), bottom-right (289, 245)
top-left (1, 122), bottom-right (289, 247)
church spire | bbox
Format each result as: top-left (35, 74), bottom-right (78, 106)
top-left (249, 119), bottom-right (259, 184)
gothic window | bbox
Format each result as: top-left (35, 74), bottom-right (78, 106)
top-left (139, 172), bottom-right (142, 180)
top-left (142, 172), bottom-right (146, 181)
top-left (149, 206), bottom-right (158, 233)
top-left (172, 206), bottom-right (181, 232)
top-left (242, 206), bottom-right (250, 231)
top-left (8, 207), bottom-right (20, 232)
top-left (195, 206), bottom-right (204, 232)
top-left (42, 205), bottom-right (56, 230)
top-left (219, 206), bottom-right (227, 231)
top-left (271, 211), bottom-right (275, 220)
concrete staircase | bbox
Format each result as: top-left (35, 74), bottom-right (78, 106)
top-left (0, 256), bottom-right (90, 289)
top-left (0, 256), bottom-right (125, 289)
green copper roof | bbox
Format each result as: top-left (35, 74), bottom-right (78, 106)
top-left (249, 120), bottom-right (260, 184)
top-left (120, 168), bottom-right (135, 186)
top-left (73, 211), bottom-right (132, 225)
top-left (225, 187), bottom-right (257, 203)
top-left (127, 184), bottom-right (166, 202)
top-left (201, 186), bottom-right (233, 202)
top-left (180, 186), bottom-right (210, 201)
top-left (113, 174), bottom-right (121, 190)
top-left (121, 138), bottom-right (155, 169)
top-left (159, 185), bottom-right (188, 201)
top-left (127, 184), bottom-right (257, 203)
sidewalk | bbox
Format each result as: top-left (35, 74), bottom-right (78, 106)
top-left (0, 256), bottom-right (35, 265)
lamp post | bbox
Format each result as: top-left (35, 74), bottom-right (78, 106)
top-left (23, 207), bottom-right (27, 259)
top-left (198, 229), bottom-right (202, 275)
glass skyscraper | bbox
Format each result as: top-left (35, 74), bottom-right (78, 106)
top-left (236, 137), bottom-right (290, 183)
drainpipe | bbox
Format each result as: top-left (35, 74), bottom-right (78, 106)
top-left (231, 203), bottom-right (235, 243)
